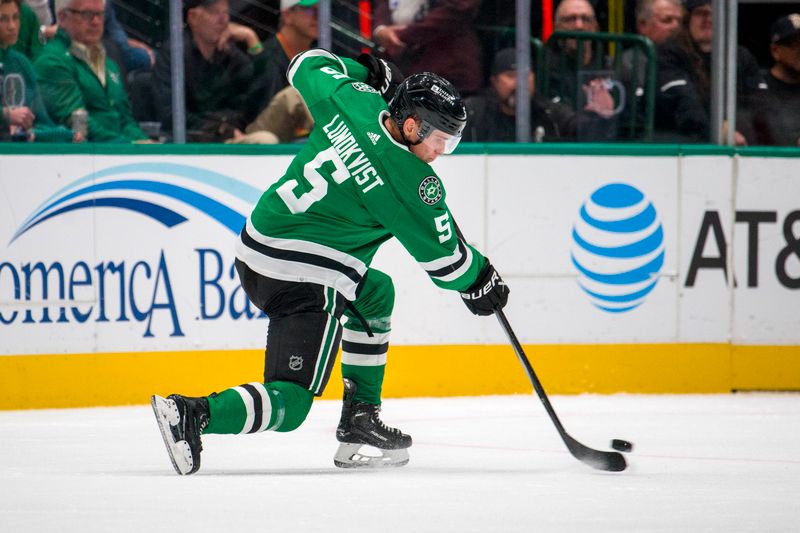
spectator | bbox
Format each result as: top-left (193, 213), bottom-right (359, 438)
top-left (0, 0), bottom-right (73, 141)
top-left (153, 0), bottom-right (265, 142)
top-left (11, 0), bottom-right (43, 59)
top-left (38, 0), bottom-right (58, 41)
top-left (228, 86), bottom-right (313, 144)
top-left (250, 0), bottom-right (317, 116)
top-left (372, 0), bottom-right (482, 95)
top-left (623, 0), bottom-right (682, 87)
top-left (463, 47), bottom-right (615, 143)
top-left (229, 0), bottom-right (278, 41)
top-left (23, 0), bottom-right (52, 25)
top-left (32, 2), bottom-right (155, 92)
top-left (615, 0), bottom-right (682, 140)
top-left (752, 14), bottom-right (800, 146)
top-left (654, 0), bottom-right (766, 144)
top-left (636, 0), bottom-right (682, 44)
top-left (545, 0), bottom-right (602, 108)
top-left (33, 0), bottom-right (148, 142)
top-left (103, 1), bottom-right (153, 76)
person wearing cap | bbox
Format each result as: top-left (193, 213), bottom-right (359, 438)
top-left (33, 0), bottom-right (149, 142)
top-left (463, 47), bottom-right (615, 143)
top-left (151, 0), bottom-right (266, 142)
top-left (653, 0), bottom-right (765, 144)
top-left (248, 0), bottom-right (318, 116)
top-left (751, 14), bottom-right (800, 146)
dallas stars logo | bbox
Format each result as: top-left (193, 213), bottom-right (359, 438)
top-left (418, 176), bottom-right (442, 205)
top-left (351, 82), bottom-right (378, 94)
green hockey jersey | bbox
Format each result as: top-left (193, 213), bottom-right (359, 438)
top-left (235, 49), bottom-right (485, 301)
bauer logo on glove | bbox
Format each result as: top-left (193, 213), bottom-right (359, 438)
top-left (460, 261), bottom-right (509, 316)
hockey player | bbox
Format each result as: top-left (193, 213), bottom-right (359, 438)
top-left (151, 49), bottom-right (509, 475)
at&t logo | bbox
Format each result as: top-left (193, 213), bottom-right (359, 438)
top-left (571, 183), bottom-right (665, 313)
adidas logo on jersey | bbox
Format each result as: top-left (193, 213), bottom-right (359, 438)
top-left (367, 131), bottom-right (381, 145)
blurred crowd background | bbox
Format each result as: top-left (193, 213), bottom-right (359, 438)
top-left (1, 0), bottom-right (799, 145)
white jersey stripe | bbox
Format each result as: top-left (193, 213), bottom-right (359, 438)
top-left (249, 382), bottom-right (271, 433)
top-left (245, 219), bottom-right (367, 275)
top-left (341, 352), bottom-right (388, 366)
top-left (342, 328), bottom-right (391, 345)
top-left (288, 49), bottom-right (346, 87)
top-left (233, 386), bottom-right (256, 434)
top-left (418, 244), bottom-right (463, 271)
top-left (236, 238), bottom-right (360, 300)
top-left (430, 245), bottom-right (475, 283)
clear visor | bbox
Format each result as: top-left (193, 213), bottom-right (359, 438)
top-left (417, 120), bottom-right (462, 154)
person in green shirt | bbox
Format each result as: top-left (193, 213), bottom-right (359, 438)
top-left (11, 0), bottom-right (42, 60)
top-left (151, 50), bottom-right (510, 475)
top-left (1, 0), bottom-right (73, 142)
top-left (33, 0), bottom-right (147, 143)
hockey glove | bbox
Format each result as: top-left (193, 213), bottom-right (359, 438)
top-left (460, 261), bottom-right (509, 316)
top-left (356, 53), bottom-right (404, 102)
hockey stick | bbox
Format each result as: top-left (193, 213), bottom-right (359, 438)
top-left (495, 308), bottom-right (627, 472)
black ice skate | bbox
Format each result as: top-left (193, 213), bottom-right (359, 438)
top-left (334, 378), bottom-right (412, 468)
top-left (151, 394), bottom-right (209, 475)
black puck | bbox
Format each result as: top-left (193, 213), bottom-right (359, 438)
top-left (611, 439), bottom-right (633, 453)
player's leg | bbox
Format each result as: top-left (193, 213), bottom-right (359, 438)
top-left (205, 296), bottom-right (345, 435)
top-left (341, 268), bottom-right (394, 403)
top-left (152, 260), bottom-right (345, 475)
top-left (151, 380), bottom-right (314, 475)
top-left (335, 268), bottom-right (411, 468)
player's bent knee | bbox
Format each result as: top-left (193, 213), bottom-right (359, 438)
top-left (267, 381), bottom-right (314, 433)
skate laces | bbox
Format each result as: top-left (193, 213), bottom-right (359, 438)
top-left (369, 405), bottom-right (401, 436)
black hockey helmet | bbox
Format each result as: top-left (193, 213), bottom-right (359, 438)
top-left (388, 72), bottom-right (467, 153)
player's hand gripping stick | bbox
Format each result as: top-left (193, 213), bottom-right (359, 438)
top-left (460, 261), bottom-right (509, 316)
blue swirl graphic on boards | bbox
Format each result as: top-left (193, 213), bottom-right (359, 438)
top-left (571, 183), bottom-right (664, 313)
top-left (10, 162), bottom-right (262, 243)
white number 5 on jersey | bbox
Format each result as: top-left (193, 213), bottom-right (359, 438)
top-left (434, 213), bottom-right (452, 243)
top-left (277, 146), bottom-right (351, 214)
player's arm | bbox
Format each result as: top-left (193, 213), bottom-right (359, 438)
top-left (286, 49), bottom-right (371, 110)
top-left (375, 179), bottom-right (509, 315)
top-left (399, 205), bottom-right (484, 292)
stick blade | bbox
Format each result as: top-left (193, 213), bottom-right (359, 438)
top-left (565, 435), bottom-right (628, 472)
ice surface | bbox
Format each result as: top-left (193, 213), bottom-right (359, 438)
top-left (1, 394), bottom-right (799, 532)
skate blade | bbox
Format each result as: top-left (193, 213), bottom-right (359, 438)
top-left (150, 395), bottom-right (194, 475)
top-left (333, 443), bottom-right (409, 469)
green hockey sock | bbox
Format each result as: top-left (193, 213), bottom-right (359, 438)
top-left (205, 381), bottom-right (313, 434)
top-left (341, 363), bottom-right (385, 405)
